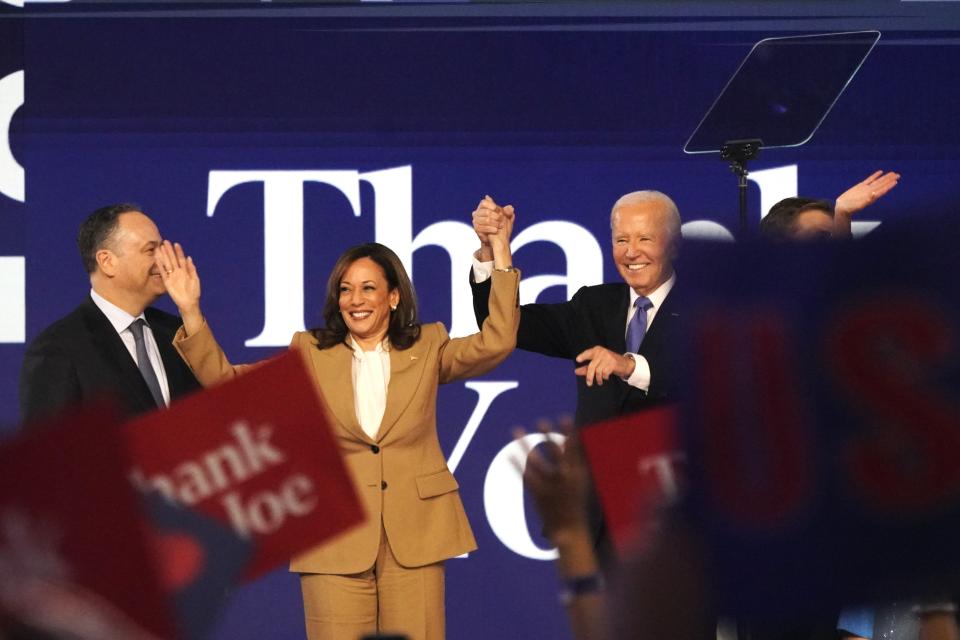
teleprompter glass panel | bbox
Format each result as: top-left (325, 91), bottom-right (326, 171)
top-left (684, 31), bottom-right (881, 154)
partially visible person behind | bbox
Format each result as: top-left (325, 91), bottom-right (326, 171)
top-left (158, 200), bottom-right (519, 640)
top-left (759, 170), bottom-right (899, 241)
top-left (759, 170), bottom-right (959, 640)
top-left (19, 203), bottom-right (200, 424)
top-left (759, 196), bottom-right (838, 241)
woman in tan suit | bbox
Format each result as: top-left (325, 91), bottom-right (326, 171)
top-left (156, 200), bottom-right (517, 640)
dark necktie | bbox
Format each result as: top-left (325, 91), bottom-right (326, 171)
top-left (129, 319), bottom-right (165, 408)
top-left (626, 296), bottom-right (653, 354)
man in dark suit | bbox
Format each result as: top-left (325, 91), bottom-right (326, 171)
top-left (19, 203), bottom-right (200, 424)
top-left (469, 191), bottom-right (682, 427)
top-left (470, 191), bottom-right (683, 572)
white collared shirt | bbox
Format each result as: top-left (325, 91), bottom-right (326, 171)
top-left (471, 256), bottom-right (675, 392)
top-left (349, 336), bottom-right (391, 440)
top-left (622, 273), bottom-right (676, 391)
top-left (89, 289), bottom-right (171, 406)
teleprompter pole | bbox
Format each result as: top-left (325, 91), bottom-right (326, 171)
top-left (720, 139), bottom-right (762, 238)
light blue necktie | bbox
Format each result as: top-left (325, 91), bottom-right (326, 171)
top-left (626, 296), bottom-right (653, 354)
top-left (129, 319), bottom-right (165, 408)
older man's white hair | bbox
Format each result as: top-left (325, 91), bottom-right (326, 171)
top-left (609, 191), bottom-right (682, 241)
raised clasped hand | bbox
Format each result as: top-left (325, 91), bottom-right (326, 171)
top-left (472, 195), bottom-right (515, 248)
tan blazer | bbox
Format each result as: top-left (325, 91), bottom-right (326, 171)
top-left (174, 269), bottom-right (519, 574)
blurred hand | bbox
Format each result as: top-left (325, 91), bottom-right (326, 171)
top-left (515, 417), bottom-right (589, 538)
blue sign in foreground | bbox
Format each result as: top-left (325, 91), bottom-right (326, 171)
top-left (679, 217), bottom-right (960, 620)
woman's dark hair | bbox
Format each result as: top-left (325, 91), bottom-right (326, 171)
top-left (759, 197), bottom-right (835, 240)
top-left (312, 243), bottom-right (421, 350)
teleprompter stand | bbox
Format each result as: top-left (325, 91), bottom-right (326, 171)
top-left (721, 138), bottom-right (763, 240)
top-left (683, 31), bottom-right (881, 239)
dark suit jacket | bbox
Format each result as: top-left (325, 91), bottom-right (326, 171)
top-left (19, 297), bottom-right (201, 424)
top-left (473, 273), bottom-right (683, 567)
top-left (472, 274), bottom-right (682, 427)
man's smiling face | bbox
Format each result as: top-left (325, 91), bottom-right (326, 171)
top-left (611, 201), bottom-right (677, 296)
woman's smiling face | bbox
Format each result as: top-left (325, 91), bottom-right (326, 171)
top-left (338, 257), bottom-right (399, 349)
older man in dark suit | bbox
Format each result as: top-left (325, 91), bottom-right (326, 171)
top-left (19, 203), bottom-right (200, 424)
top-left (470, 191), bottom-right (682, 427)
top-left (470, 191), bottom-right (682, 572)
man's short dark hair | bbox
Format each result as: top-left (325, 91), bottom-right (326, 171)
top-left (77, 203), bottom-right (142, 273)
top-left (759, 197), bottom-right (835, 240)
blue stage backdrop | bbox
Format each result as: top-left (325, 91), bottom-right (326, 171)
top-left (1, 2), bottom-right (959, 639)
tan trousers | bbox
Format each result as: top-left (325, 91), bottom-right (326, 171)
top-left (300, 527), bottom-right (445, 640)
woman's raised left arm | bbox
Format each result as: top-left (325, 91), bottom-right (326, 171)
top-left (438, 197), bottom-right (519, 383)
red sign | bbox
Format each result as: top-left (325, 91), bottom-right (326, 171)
top-left (125, 350), bottom-right (364, 579)
top-left (0, 403), bottom-right (175, 639)
top-left (580, 405), bottom-right (682, 556)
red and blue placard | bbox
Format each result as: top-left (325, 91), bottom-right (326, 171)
top-left (678, 219), bottom-right (960, 620)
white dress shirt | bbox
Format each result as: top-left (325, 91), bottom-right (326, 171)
top-left (349, 336), bottom-right (392, 440)
top-left (622, 273), bottom-right (676, 391)
top-left (471, 257), bottom-right (676, 392)
top-left (89, 289), bottom-right (171, 406)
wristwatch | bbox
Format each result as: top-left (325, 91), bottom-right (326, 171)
top-left (558, 573), bottom-right (605, 606)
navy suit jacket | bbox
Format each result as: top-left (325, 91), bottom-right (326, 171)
top-left (19, 297), bottom-right (201, 425)
top-left (471, 274), bottom-right (682, 427)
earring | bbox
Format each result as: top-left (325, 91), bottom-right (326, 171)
top-left (391, 305), bottom-right (397, 312)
